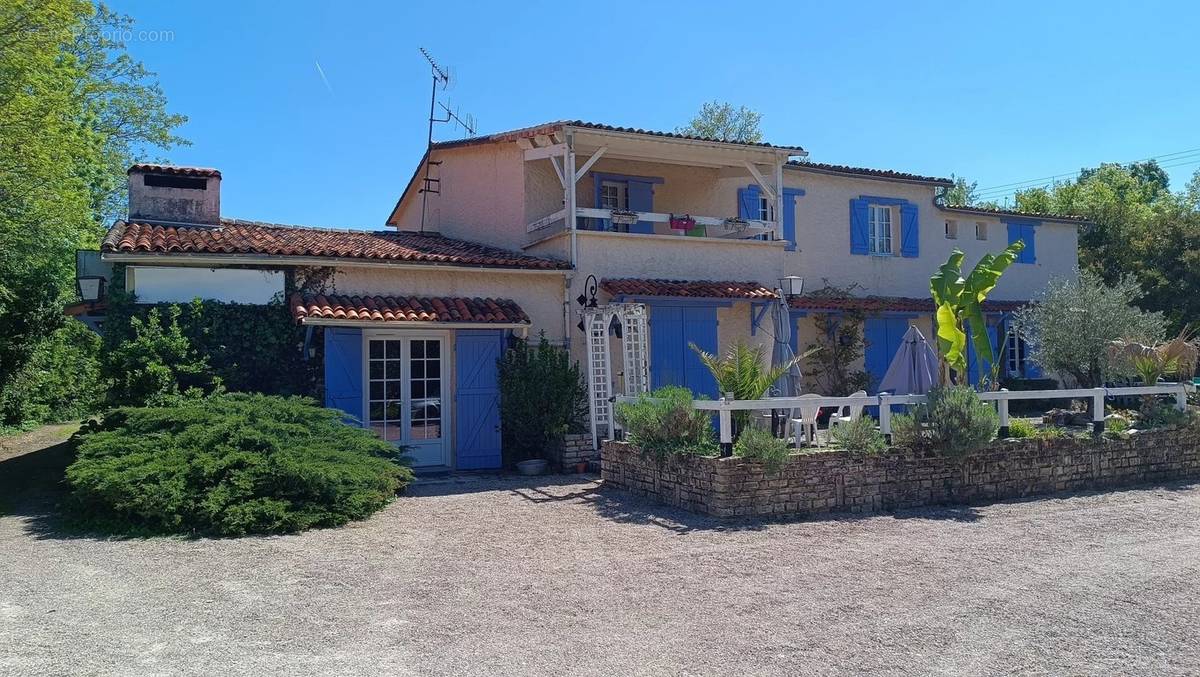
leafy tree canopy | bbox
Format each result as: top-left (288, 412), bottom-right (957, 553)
top-left (677, 101), bottom-right (763, 143)
top-left (0, 0), bottom-right (186, 396)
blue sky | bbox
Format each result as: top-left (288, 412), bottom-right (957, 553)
top-left (112, 0), bottom-right (1199, 230)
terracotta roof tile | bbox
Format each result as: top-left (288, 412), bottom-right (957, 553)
top-left (787, 160), bottom-right (953, 185)
top-left (790, 295), bottom-right (1025, 313)
top-left (432, 120), bottom-right (805, 152)
top-left (940, 204), bottom-right (1089, 223)
top-left (102, 219), bottom-right (570, 270)
top-left (291, 293), bottom-right (530, 325)
top-left (128, 163), bottom-right (221, 178)
top-left (601, 278), bottom-right (778, 300)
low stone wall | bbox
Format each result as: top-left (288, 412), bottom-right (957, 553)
top-left (558, 433), bottom-right (596, 470)
top-left (601, 429), bottom-right (1200, 519)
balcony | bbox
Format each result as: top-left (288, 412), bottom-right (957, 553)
top-left (527, 207), bottom-right (776, 241)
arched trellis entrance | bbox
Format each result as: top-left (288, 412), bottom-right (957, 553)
top-left (581, 303), bottom-right (650, 448)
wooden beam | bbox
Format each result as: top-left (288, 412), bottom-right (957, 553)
top-left (549, 156), bottom-right (566, 188)
top-left (532, 134), bottom-right (553, 148)
top-left (523, 143), bottom-right (567, 161)
top-left (527, 209), bottom-right (566, 232)
top-left (515, 138), bottom-right (534, 151)
top-left (573, 146), bottom-right (608, 183)
top-left (743, 161), bottom-right (777, 201)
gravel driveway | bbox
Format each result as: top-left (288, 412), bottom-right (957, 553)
top-left (2, 438), bottom-right (1199, 676)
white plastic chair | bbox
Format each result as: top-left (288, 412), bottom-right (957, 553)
top-left (790, 393), bottom-right (826, 447)
top-left (829, 390), bottom-right (869, 432)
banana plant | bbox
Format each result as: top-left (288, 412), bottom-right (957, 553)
top-left (929, 241), bottom-right (1024, 388)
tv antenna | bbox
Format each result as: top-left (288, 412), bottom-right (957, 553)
top-left (418, 47), bottom-right (477, 232)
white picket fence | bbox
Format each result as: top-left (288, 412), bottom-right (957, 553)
top-left (613, 383), bottom-right (1190, 454)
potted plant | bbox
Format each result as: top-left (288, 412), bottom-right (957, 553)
top-left (610, 209), bottom-right (639, 226)
top-left (669, 213), bottom-right (696, 231)
top-left (574, 459), bottom-right (589, 474)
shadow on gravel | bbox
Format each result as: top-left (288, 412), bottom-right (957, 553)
top-left (0, 439), bottom-right (93, 541)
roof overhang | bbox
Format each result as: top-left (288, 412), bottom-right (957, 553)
top-left (101, 251), bottom-right (571, 274)
top-left (298, 317), bottom-right (530, 329)
top-left (566, 126), bottom-right (806, 168)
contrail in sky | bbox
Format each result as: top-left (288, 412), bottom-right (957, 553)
top-left (314, 59), bottom-right (333, 93)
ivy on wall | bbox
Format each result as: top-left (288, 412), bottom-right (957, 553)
top-left (101, 265), bottom-right (332, 400)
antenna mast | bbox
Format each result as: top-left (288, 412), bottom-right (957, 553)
top-left (417, 47), bottom-right (477, 233)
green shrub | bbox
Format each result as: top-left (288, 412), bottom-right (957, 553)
top-left (1006, 418), bottom-right (1037, 438)
top-left (1140, 402), bottom-right (1195, 429)
top-left (1035, 426), bottom-right (1067, 440)
top-left (733, 426), bottom-right (791, 472)
top-left (498, 335), bottom-right (588, 465)
top-left (1104, 416), bottom-right (1130, 437)
top-left (615, 386), bottom-right (717, 461)
top-left (102, 305), bottom-right (222, 406)
top-left (66, 393), bottom-right (412, 536)
top-left (829, 415), bottom-right (886, 454)
top-left (890, 386), bottom-right (998, 457)
top-left (0, 321), bottom-right (107, 426)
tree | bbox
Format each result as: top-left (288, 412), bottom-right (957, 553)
top-left (930, 242), bottom-right (1024, 388)
top-left (940, 174), bottom-right (979, 206)
top-left (1013, 160), bottom-right (1200, 333)
top-left (0, 1), bottom-right (186, 415)
top-left (1014, 271), bottom-right (1165, 388)
top-left (676, 101), bottom-right (763, 143)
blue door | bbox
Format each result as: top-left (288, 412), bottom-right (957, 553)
top-left (324, 327), bottom-right (363, 421)
top-left (864, 317), bottom-right (911, 394)
top-left (966, 324), bottom-right (1000, 388)
top-left (650, 305), bottom-right (719, 397)
top-left (454, 330), bottom-right (504, 470)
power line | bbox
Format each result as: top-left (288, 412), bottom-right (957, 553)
top-left (971, 146), bottom-right (1200, 199)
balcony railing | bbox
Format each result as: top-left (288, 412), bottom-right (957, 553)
top-left (526, 207), bottom-right (778, 241)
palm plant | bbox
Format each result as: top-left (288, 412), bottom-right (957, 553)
top-left (1106, 327), bottom-right (1199, 386)
top-left (689, 341), bottom-right (811, 433)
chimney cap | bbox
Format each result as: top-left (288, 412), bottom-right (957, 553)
top-left (128, 163), bottom-right (221, 178)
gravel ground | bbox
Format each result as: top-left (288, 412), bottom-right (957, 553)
top-left (2, 437), bottom-right (1199, 676)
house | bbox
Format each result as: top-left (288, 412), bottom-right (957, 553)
top-left (90, 122), bottom-right (1085, 471)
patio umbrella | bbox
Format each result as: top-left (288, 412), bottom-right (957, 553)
top-left (878, 325), bottom-right (940, 395)
top-left (770, 293), bottom-right (803, 435)
top-left (770, 294), bottom-right (803, 398)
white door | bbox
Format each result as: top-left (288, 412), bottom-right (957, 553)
top-left (364, 333), bottom-right (449, 467)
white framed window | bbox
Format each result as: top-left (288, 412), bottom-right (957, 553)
top-left (757, 194), bottom-right (775, 222)
top-left (945, 220), bottom-right (958, 239)
top-left (868, 204), bottom-right (893, 255)
top-left (599, 180), bottom-right (628, 210)
top-left (976, 221), bottom-right (988, 240)
top-left (1005, 325), bottom-right (1028, 377)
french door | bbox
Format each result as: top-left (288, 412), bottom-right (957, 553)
top-left (363, 332), bottom-right (449, 467)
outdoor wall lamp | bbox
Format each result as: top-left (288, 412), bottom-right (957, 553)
top-left (77, 276), bottom-right (106, 302)
top-left (778, 276), bottom-right (804, 298)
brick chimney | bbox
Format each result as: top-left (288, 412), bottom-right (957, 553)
top-left (127, 164), bottom-right (221, 225)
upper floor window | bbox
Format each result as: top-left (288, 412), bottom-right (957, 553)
top-left (945, 220), bottom-right (958, 239)
top-left (976, 222), bottom-right (988, 240)
top-left (599, 180), bottom-right (628, 211)
top-left (757, 194), bottom-right (775, 222)
top-left (868, 204), bottom-right (893, 255)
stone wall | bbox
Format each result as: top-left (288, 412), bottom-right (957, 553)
top-left (601, 429), bottom-right (1200, 519)
top-left (559, 433), bottom-right (597, 470)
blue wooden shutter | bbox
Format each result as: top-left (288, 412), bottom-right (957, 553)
top-left (738, 184), bottom-right (761, 220)
top-left (627, 179), bottom-right (654, 234)
top-left (1021, 224), bottom-right (1037, 263)
top-left (899, 204), bottom-right (919, 258)
top-left (324, 327), bottom-right (363, 423)
top-left (781, 188), bottom-right (800, 251)
top-left (682, 306), bottom-right (719, 398)
top-left (849, 199), bottom-right (869, 254)
top-left (1007, 222), bottom-right (1038, 264)
top-left (455, 330), bottom-right (504, 469)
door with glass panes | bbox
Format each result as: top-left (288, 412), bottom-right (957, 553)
top-left (363, 332), bottom-right (449, 467)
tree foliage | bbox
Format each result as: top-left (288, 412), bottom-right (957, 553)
top-left (676, 101), bottom-right (763, 143)
top-left (1012, 161), bottom-right (1200, 333)
top-left (1014, 270), bottom-right (1165, 388)
top-left (497, 335), bottom-right (589, 466)
top-left (0, 0), bottom-right (186, 419)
